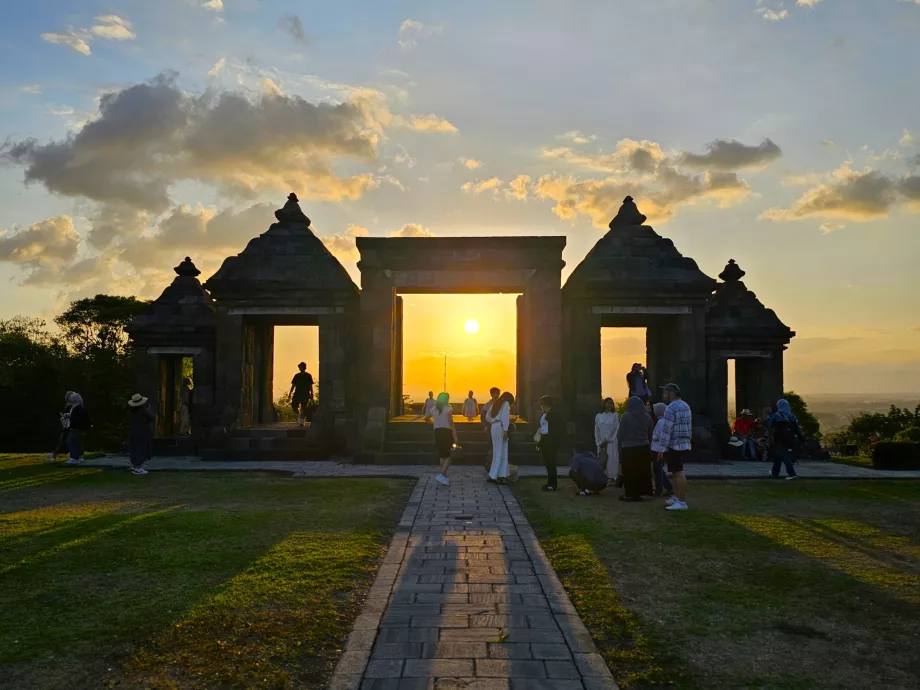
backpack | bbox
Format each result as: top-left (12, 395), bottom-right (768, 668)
top-left (773, 419), bottom-right (800, 448)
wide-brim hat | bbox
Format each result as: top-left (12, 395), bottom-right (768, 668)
top-left (128, 393), bottom-right (148, 407)
top-left (727, 437), bottom-right (744, 447)
top-left (659, 383), bottom-right (681, 395)
top-left (741, 409), bottom-right (753, 417)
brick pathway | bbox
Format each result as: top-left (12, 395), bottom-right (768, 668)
top-left (328, 468), bottom-right (618, 690)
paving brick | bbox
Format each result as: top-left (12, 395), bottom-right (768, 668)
top-left (486, 643), bottom-right (532, 659)
top-left (475, 659), bottom-right (547, 678)
top-left (372, 643), bottom-right (424, 659)
top-left (422, 641), bottom-right (488, 658)
top-left (403, 659), bottom-right (475, 678)
top-left (363, 660), bottom-right (404, 679)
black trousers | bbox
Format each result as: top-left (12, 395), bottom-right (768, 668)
top-left (540, 442), bottom-right (558, 487)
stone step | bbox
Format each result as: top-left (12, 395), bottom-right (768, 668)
top-left (232, 426), bottom-right (314, 439)
top-left (200, 448), bottom-right (329, 462)
top-left (370, 451), bottom-right (547, 466)
top-left (384, 430), bottom-right (535, 444)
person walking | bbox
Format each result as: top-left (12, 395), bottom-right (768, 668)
top-left (487, 392), bottom-right (514, 483)
top-left (617, 396), bottom-right (653, 502)
top-left (288, 362), bottom-right (314, 426)
top-left (462, 391), bottom-right (479, 421)
top-left (127, 394), bottom-right (155, 475)
top-left (179, 377), bottom-right (194, 436)
top-left (626, 363), bottom-right (651, 403)
top-left (64, 393), bottom-right (91, 465)
top-left (594, 398), bottom-right (620, 484)
top-left (47, 390), bottom-right (75, 462)
top-left (650, 402), bottom-right (674, 497)
top-left (657, 383), bottom-right (692, 510)
top-left (425, 392), bottom-right (458, 486)
top-left (536, 395), bottom-right (561, 491)
top-left (767, 399), bottom-right (804, 480)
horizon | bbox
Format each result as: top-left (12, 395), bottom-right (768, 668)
top-left (2, 0), bottom-right (920, 398)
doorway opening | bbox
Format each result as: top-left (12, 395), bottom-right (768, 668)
top-left (400, 294), bottom-right (518, 415)
top-left (727, 358), bottom-right (737, 426)
top-left (601, 327), bottom-right (647, 405)
top-left (272, 326), bottom-right (318, 423)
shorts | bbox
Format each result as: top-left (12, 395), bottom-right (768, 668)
top-left (434, 428), bottom-right (454, 458)
top-left (666, 449), bottom-right (687, 473)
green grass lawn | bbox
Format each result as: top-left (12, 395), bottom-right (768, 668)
top-left (0, 454), bottom-right (414, 690)
top-left (514, 478), bottom-right (920, 690)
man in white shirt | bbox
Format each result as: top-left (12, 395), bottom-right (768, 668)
top-left (421, 391), bottom-right (436, 418)
top-left (656, 383), bottom-right (692, 511)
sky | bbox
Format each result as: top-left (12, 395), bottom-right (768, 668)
top-left (2, 0), bottom-right (920, 399)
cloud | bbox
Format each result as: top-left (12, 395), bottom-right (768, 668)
top-left (320, 224), bottom-right (369, 262)
top-left (797, 0), bottom-right (824, 6)
top-left (678, 138), bottom-right (782, 170)
top-left (0, 216), bottom-right (83, 285)
top-left (821, 139), bottom-right (836, 148)
top-left (461, 177), bottom-right (503, 195)
top-left (40, 29), bottom-right (92, 56)
top-left (90, 15), bottom-right (135, 41)
top-left (901, 129), bottom-right (916, 148)
top-left (759, 163), bottom-right (920, 222)
top-left (819, 221), bottom-right (845, 234)
top-left (203, 0), bottom-right (224, 11)
top-left (1, 71), bottom-right (453, 214)
top-left (405, 114), bottom-right (458, 133)
top-left (279, 14), bottom-right (308, 44)
top-left (541, 138), bottom-right (667, 174)
top-left (21, 84), bottom-right (43, 94)
top-left (459, 157), bottom-right (482, 169)
top-left (390, 223), bottom-right (434, 238)
top-left (398, 19), bottom-right (442, 49)
top-left (208, 58), bottom-right (226, 77)
top-left (557, 131), bottom-right (597, 145)
top-left (756, 7), bottom-right (789, 22)
top-left (506, 175), bottom-right (531, 201)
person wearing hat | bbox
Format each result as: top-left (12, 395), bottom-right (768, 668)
top-left (732, 409), bottom-right (758, 460)
top-left (127, 393), bottom-right (155, 475)
top-left (656, 383), bottom-right (692, 511)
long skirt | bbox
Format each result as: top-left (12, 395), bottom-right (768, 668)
top-left (621, 445), bottom-right (651, 499)
top-left (489, 423), bottom-right (509, 479)
top-left (599, 442), bottom-right (620, 478)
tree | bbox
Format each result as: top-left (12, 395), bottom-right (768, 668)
top-left (783, 391), bottom-right (821, 438)
top-left (55, 294), bottom-right (150, 357)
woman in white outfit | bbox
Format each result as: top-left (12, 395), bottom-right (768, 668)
top-left (595, 397), bottom-right (620, 483)
top-left (487, 391), bottom-right (514, 482)
top-left (462, 391), bottom-right (478, 421)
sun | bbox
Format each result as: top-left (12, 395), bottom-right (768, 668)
top-left (463, 318), bottom-right (480, 335)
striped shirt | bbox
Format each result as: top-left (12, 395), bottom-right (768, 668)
top-left (659, 399), bottom-right (692, 452)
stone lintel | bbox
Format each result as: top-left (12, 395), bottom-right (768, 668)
top-left (226, 306), bottom-right (344, 316)
top-left (387, 269), bottom-right (536, 293)
top-left (591, 305), bottom-right (691, 315)
top-left (146, 346), bottom-right (208, 355)
top-left (715, 350), bottom-right (773, 359)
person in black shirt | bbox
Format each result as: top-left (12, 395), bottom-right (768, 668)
top-left (288, 362), bottom-right (314, 426)
top-left (536, 395), bottom-right (561, 491)
top-left (64, 393), bottom-right (91, 465)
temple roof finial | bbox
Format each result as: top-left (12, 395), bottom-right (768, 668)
top-left (274, 192), bottom-right (312, 227)
top-left (174, 256), bottom-right (201, 278)
top-left (719, 258), bottom-right (745, 283)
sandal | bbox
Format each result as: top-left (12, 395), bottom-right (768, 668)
top-left (579, 489), bottom-right (592, 496)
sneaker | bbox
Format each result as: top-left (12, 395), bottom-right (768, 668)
top-left (665, 496), bottom-right (677, 506)
top-left (542, 485), bottom-right (557, 492)
top-left (666, 500), bottom-right (689, 511)
top-left (435, 474), bottom-right (450, 486)
top-left (63, 457), bottom-right (83, 465)
top-left (132, 467), bottom-right (148, 475)
top-left (786, 475), bottom-right (798, 481)
top-left (442, 475), bottom-right (451, 486)
top-left (46, 453), bottom-right (55, 463)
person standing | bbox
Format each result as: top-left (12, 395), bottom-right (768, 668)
top-left (480, 387), bottom-right (501, 460)
top-left (650, 402), bottom-right (674, 497)
top-left (767, 399), bottom-right (804, 480)
top-left (657, 383), bottom-right (692, 510)
top-left (594, 398), bottom-right (620, 484)
top-left (64, 393), bottom-right (91, 465)
top-left (47, 390), bottom-right (75, 462)
top-left (537, 395), bottom-right (561, 491)
top-left (626, 363), bottom-right (651, 403)
top-left (617, 397), bottom-right (653, 502)
top-left (426, 392), bottom-right (459, 486)
top-left (462, 391), bottom-right (479, 421)
top-left (179, 377), bottom-right (194, 436)
top-left (422, 391), bottom-right (437, 419)
top-left (487, 392), bottom-right (514, 483)
top-left (127, 394), bottom-right (155, 475)
top-left (288, 362), bottom-right (314, 426)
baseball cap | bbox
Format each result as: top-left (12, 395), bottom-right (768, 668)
top-left (660, 383), bottom-right (681, 395)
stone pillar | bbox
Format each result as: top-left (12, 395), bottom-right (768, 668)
top-left (394, 296), bottom-right (404, 416)
top-left (250, 323), bottom-right (274, 425)
top-left (646, 317), bottom-right (677, 395)
top-left (192, 350), bottom-right (215, 434)
top-left (214, 311), bottom-right (245, 430)
top-left (360, 273), bottom-right (396, 416)
top-left (521, 268), bottom-right (562, 421)
top-left (571, 306), bottom-right (602, 423)
top-left (753, 350), bottom-right (785, 418)
top-left (319, 311), bottom-right (349, 416)
top-left (516, 295), bottom-right (529, 419)
top-left (706, 349), bottom-right (730, 445)
top-left (673, 308), bottom-right (708, 417)
top-left (735, 358), bottom-right (762, 420)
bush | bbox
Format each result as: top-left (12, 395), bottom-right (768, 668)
top-left (871, 442), bottom-right (920, 471)
top-left (893, 427), bottom-right (920, 444)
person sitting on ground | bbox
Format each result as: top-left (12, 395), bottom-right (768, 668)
top-left (732, 409), bottom-right (758, 460)
top-left (650, 402), bottom-right (674, 497)
top-left (47, 390), bottom-right (75, 463)
top-left (288, 362), bottom-right (314, 426)
top-left (569, 446), bottom-right (608, 496)
top-left (64, 393), bottom-right (91, 465)
top-left (127, 394), bottom-right (155, 475)
top-left (462, 390), bottom-right (478, 421)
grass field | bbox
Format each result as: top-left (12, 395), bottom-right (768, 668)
top-left (0, 454), bottom-right (414, 689)
top-left (514, 478), bottom-right (920, 690)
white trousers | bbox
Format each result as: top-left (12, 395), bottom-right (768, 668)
top-left (599, 442), bottom-right (619, 478)
top-left (489, 423), bottom-right (509, 479)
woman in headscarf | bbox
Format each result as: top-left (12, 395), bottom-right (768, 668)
top-left (47, 390), bottom-right (75, 463)
top-left (487, 391), bottom-right (514, 483)
top-left (462, 390), bottom-right (479, 421)
top-left (767, 399), bottom-right (804, 479)
top-left (127, 393), bottom-right (155, 475)
top-left (617, 396), bottom-right (653, 501)
top-left (425, 392), bottom-right (459, 486)
top-left (63, 393), bottom-right (91, 465)
top-left (594, 398), bottom-right (620, 485)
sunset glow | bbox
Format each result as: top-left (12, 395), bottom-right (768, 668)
top-left (463, 319), bottom-right (480, 335)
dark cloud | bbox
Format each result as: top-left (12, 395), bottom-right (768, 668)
top-left (679, 138), bottom-right (782, 171)
top-left (279, 14), bottom-right (308, 44)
